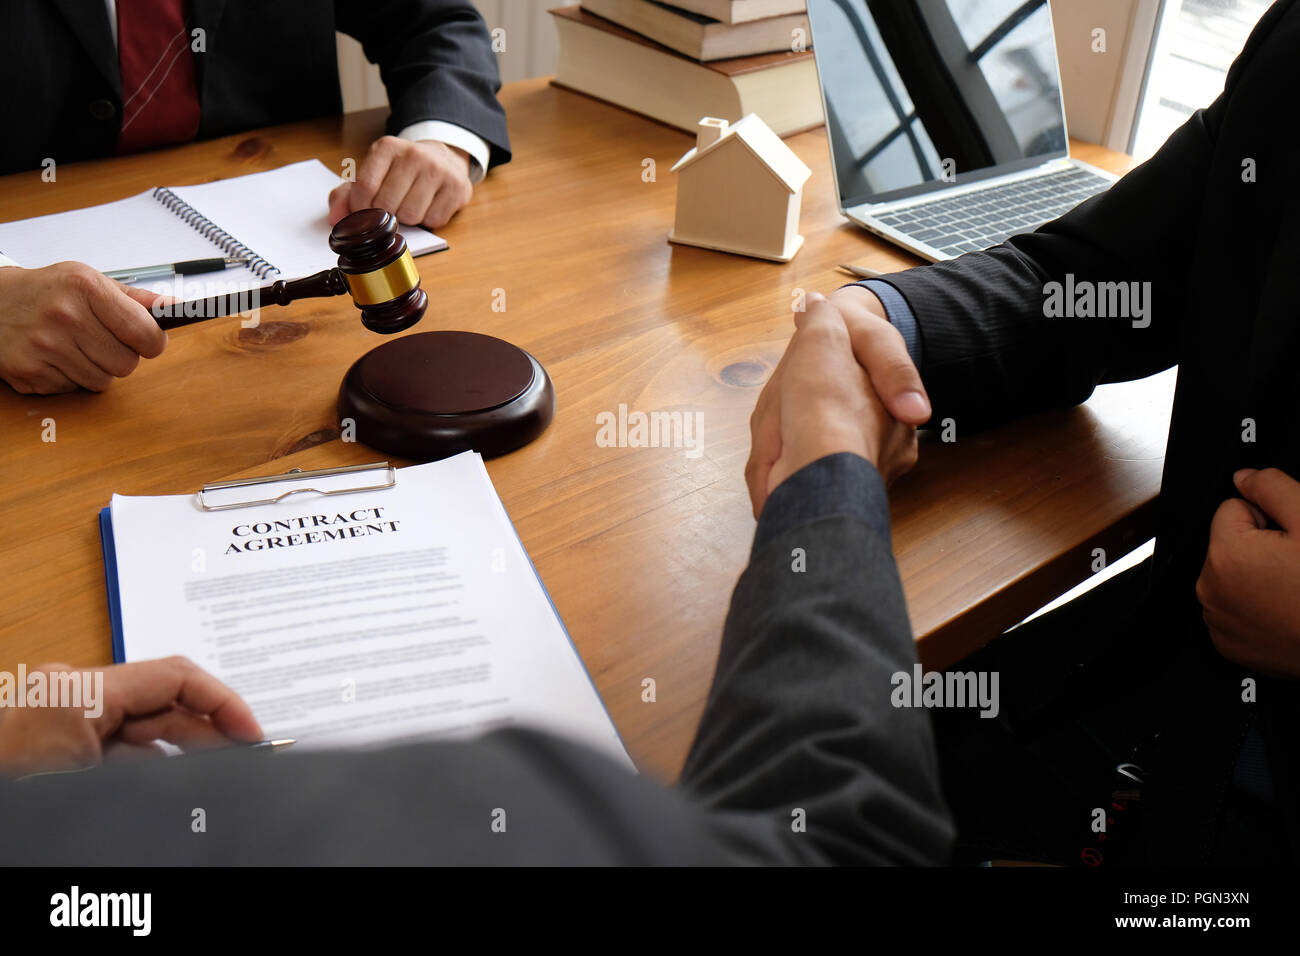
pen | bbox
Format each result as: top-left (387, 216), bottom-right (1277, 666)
top-left (105, 256), bottom-right (248, 283)
top-left (16, 738), bottom-right (297, 780)
top-left (837, 263), bottom-right (884, 279)
top-left (245, 738), bottom-right (297, 752)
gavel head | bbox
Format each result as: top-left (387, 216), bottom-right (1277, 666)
top-left (328, 208), bottom-right (428, 334)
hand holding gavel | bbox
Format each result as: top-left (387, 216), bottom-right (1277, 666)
top-left (159, 208), bottom-right (428, 334)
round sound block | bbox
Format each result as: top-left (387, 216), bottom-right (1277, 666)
top-left (338, 330), bottom-right (554, 461)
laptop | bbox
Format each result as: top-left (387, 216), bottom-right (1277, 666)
top-left (805, 0), bottom-right (1116, 261)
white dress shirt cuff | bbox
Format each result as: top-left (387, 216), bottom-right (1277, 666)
top-left (397, 121), bottom-right (491, 185)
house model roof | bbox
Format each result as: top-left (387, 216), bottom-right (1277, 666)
top-left (670, 114), bottom-right (812, 194)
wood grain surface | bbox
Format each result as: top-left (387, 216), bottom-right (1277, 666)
top-left (0, 78), bottom-right (1169, 780)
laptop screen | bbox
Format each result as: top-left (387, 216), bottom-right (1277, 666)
top-left (806, 0), bottom-right (1069, 208)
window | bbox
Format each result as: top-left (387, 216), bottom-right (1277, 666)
top-left (1130, 0), bottom-right (1271, 160)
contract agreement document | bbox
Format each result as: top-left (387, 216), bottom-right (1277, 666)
top-left (101, 453), bottom-right (629, 767)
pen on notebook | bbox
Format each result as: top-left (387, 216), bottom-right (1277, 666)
top-left (104, 256), bottom-right (248, 283)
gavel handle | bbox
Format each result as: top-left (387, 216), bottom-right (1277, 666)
top-left (156, 268), bottom-right (350, 331)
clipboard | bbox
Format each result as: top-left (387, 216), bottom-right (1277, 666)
top-left (99, 462), bottom-right (395, 663)
top-left (196, 461), bottom-right (396, 511)
top-left (95, 452), bottom-right (631, 766)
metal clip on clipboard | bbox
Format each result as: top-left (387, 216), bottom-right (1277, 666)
top-left (197, 461), bottom-right (397, 512)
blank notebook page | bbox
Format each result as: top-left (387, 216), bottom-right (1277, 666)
top-left (0, 159), bottom-right (445, 299)
top-left (0, 193), bottom-right (233, 278)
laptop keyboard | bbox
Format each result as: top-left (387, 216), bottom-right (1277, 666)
top-left (873, 166), bottom-right (1113, 258)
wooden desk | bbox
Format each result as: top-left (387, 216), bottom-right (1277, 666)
top-left (0, 77), bottom-right (1171, 781)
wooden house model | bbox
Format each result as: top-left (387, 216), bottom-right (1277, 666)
top-left (669, 114), bottom-right (812, 262)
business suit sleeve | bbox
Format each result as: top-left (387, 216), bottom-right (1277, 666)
top-left (678, 453), bottom-right (955, 865)
top-left (0, 456), bottom-right (950, 866)
top-left (872, 0), bottom-right (1290, 430)
top-left (334, 0), bottom-right (511, 168)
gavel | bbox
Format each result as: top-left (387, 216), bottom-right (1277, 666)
top-left (155, 208), bottom-right (428, 334)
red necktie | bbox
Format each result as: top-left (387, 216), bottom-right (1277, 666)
top-left (115, 0), bottom-right (201, 153)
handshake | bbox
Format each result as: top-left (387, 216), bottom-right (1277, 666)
top-left (746, 284), bottom-right (932, 517)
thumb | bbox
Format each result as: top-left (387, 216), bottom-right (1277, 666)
top-left (1234, 468), bottom-right (1300, 532)
top-left (328, 182), bottom-right (353, 226)
top-left (118, 283), bottom-right (178, 319)
top-left (772, 296), bottom-right (877, 485)
top-left (1209, 496), bottom-right (1269, 544)
top-left (842, 308), bottom-right (930, 426)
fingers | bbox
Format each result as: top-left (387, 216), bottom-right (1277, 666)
top-left (843, 312), bottom-right (930, 425)
top-left (747, 293), bottom-right (924, 516)
top-left (95, 657), bottom-right (263, 745)
top-left (1199, 494), bottom-right (1285, 617)
top-left (348, 137), bottom-right (399, 212)
top-left (797, 298), bottom-right (921, 485)
top-left (792, 290), bottom-right (832, 329)
top-left (70, 314), bottom-right (142, 384)
top-left (50, 277), bottom-right (165, 390)
top-left (328, 182), bottom-right (353, 226)
top-left (1233, 468), bottom-right (1300, 532)
top-left (61, 341), bottom-right (115, 392)
top-left (769, 298), bottom-right (884, 493)
top-left (395, 174), bottom-right (438, 227)
top-left (745, 297), bottom-right (838, 517)
top-left (745, 362), bottom-right (784, 518)
top-left (116, 707), bottom-right (238, 752)
top-left (830, 285), bottom-right (931, 424)
top-left (15, 361), bottom-right (79, 395)
top-left (876, 415), bottom-right (920, 486)
top-left (790, 294), bottom-right (865, 383)
top-left (34, 320), bottom-right (123, 392)
top-left (86, 273), bottom-right (167, 359)
top-left (424, 178), bottom-right (470, 230)
top-left (343, 137), bottom-right (474, 229)
top-left (0, 663), bottom-right (104, 775)
top-left (0, 263), bottom-right (167, 395)
top-left (370, 156), bottom-right (420, 219)
top-left (118, 284), bottom-right (179, 335)
top-left (1209, 495), bottom-right (1268, 541)
top-left (102, 740), bottom-right (168, 763)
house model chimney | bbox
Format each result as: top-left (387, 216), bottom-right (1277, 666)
top-left (696, 117), bottom-right (728, 150)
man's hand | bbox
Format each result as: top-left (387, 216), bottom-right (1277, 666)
top-left (828, 284), bottom-right (931, 426)
top-left (0, 263), bottom-right (169, 395)
top-left (328, 136), bottom-right (474, 230)
top-left (746, 293), bottom-right (918, 518)
top-left (0, 657), bottom-right (263, 778)
top-left (1196, 468), bottom-right (1300, 678)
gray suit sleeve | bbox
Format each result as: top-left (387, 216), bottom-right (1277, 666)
top-left (0, 456), bottom-right (950, 865)
top-left (679, 453), bottom-right (954, 864)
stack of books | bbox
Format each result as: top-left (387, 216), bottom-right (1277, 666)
top-left (550, 1), bottom-right (822, 137)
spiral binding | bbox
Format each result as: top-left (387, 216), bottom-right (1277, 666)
top-left (151, 188), bottom-right (279, 280)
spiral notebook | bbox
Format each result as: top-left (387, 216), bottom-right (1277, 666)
top-left (0, 159), bottom-right (447, 300)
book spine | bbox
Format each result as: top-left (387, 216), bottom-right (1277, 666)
top-left (152, 188), bottom-right (278, 280)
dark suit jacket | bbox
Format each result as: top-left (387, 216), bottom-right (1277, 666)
top-left (0, 0), bottom-right (510, 176)
top-left (871, 0), bottom-right (1300, 864)
top-left (0, 455), bottom-right (954, 865)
